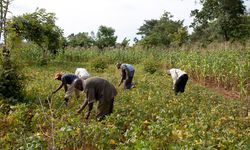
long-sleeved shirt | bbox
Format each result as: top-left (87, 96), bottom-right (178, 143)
top-left (83, 77), bottom-right (117, 104)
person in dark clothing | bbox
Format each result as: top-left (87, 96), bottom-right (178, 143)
top-left (52, 73), bottom-right (79, 105)
top-left (116, 63), bottom-right (135, 89)
top-left (74, 77), bottom-right (117, 120)
top-left (167, 68), bottom-right (189, 95)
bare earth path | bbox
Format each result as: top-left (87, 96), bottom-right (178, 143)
top-left (192, 80), bottom-right (250, 108)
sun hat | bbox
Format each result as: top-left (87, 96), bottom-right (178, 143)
top-left (54, 72), bottom-right (62, 79)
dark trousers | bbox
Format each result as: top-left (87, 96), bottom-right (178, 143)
top-left (124, 70), bottom-right (134, 89)
top-left (174, 74), bottom-right (188, 95)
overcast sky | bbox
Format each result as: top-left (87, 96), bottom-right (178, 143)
top-left (10, 0), bottom-right (250, 43)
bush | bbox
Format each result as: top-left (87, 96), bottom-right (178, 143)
top-left (143, 59), bottom-right (160, 74)
top-left (91, 57), bottom-right (108, 72)
top-left (0, 68), bottom-right (26, 102)
top-left (0, 99), bottom-right (11, 115)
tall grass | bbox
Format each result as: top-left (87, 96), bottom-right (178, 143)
top-left (17, 44), bottom-right (250, 99)
top-left (50, 47), bottom-right (249, 100)
top-left (161, 49), bottom-right (249, 99)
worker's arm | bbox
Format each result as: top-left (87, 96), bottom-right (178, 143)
top-left (118, 69), bottom-right (126, 86)
top-left (77, 98), bottom-right (88, 114)
top-left (52, 82), bottom-right (63, 94)
top-left (78, 88), bottom-right (95, 119)
top-left (118, 78), bottom-right (123, 86)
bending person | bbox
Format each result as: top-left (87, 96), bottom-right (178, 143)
top-left (74, 77), bottom-right (117, 120)
top-left (52, 73), bottom-right (79, 105)
top-left (116, 63), bottom-right (135, 89)
top-left (167, 68), bottom-right (188, 95)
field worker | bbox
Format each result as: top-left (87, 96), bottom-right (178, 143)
top-left (167, 68), bottom-right (188, 95)
top-left (52, 73), bottom-right (79, 106)
top-left (116, 63), bottom-right (135, 89)
top-left (75, 68), bottom-right (90, 79)
top-left (74, 77), bottom-right (117, 120)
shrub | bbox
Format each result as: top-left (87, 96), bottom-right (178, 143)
top-left (0, 68), bottom-right (26, 103)
top-left (143, 59), bottom-right (160, 74)
top-left (91, 57), bottom-right (108, 72)
top-left (0, 51), bottom-right (26, 103)
top-left (0, 99), bottom-right (11, 115)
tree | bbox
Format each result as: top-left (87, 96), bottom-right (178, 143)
top-left (137, 19), bottom-right (158, 37)
top-left (0, 0), bottom-right (26, 102)
top-left (95, 25), bottom-right (117, 50)
top-left (189, 22), bottom-right (222, 45)
top-left (9, 8), bottom-right (64, 64)
top-left (120, 37), bottom-right (130, 49)
top-left (137, 12), bottom-right (188, 48)
top-left (67, 32), bottom-right (94, 48)
top-left (191, 0), bottom-right (246, 41)
top-left (238, 14), bottom-right (250, 39)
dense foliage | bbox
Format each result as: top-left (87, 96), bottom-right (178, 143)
top-left (191, 0), bottom-right (250, 43)
top-left (67, 32), bottom-right (94, 48)
top-left (0, 66), bottom-right (25, 102)
top-left (137, 12), bottom-right (188, 48)
top-left (8, 8), bottom-right (64, 63)
top-left (0, 0), bottom-right (26, 103)
top-left (95, 25), bottom-right (117, 50)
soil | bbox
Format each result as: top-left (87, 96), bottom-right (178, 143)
top-left (192, 79), bottom-right (250, 108)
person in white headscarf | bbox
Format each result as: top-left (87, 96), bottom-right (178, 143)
top-left (167, 68), bottom-right (188, 95)
top-left (75, 68), bottom-right (90, 80)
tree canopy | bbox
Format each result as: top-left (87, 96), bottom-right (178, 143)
top-left (190, 0), bottom-right (249, 42)
top-left (9, 8), bottom-right (64, 57)
top-left (67, 32), bottom-right (94, 48)
top-left (95, 25), bottom-right (117, 50)
top-left (137, 12), bottom-right (188, 48)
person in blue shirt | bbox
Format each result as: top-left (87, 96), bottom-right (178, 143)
top-left (116, 63), bottom-right (135, 89)
top-left (52, 73), bottom-right (79, 105)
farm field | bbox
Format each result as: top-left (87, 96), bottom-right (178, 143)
top-left (0, 47), bottom-right (250, 149)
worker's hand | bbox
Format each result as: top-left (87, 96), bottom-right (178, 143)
top-left (64, 98), bottom-right (69, 107)
top-left (76, 109), bottom-right (82, 114)
top-left (85, 112), bottom-right (91, 119)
